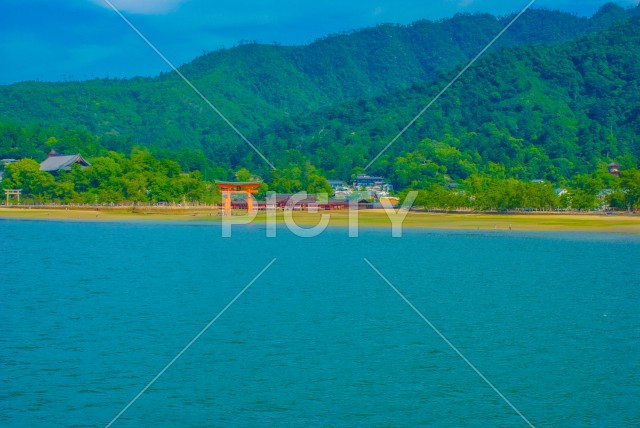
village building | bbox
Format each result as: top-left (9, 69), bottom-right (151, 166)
top-left (327, 179), bottom-right (346, 190)
top-left (381, 182), bottom-right (394, 193)
top-left (353, 174), bottom-right (394, 195)
top-left (241, 194), bottom-right (374, 211)
top-left (39, 150), bottom-right (91, 173)
top-left (608, 162), bottom-right (620, 177)
top-left (354, 174), bottom-right (384, 188)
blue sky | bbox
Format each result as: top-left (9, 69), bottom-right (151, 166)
top-left (0, 0), bottom-right (638, 84)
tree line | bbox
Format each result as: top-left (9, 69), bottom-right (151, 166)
top-left (400, 169), bottom-right (640, 211)
top-left (2, 146), bottom-right (638, 210)
top-left (0, 149), bottom-right (336, 204)
top-left (1, 149), bottom-right (216, 204)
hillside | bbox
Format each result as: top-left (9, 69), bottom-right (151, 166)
top-left (0, 3), bottom-right (638, 189)
top-left (0, 5), bottom-right (637, 163)
top-left (253, 11), bottom-right (640, 185)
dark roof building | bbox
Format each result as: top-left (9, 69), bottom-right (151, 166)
top-left (253, 198), bottom-right (368, 211)
top-left (354, 174), bottom-right (384, 188)
top-left (40, 151), bottom-right (91, 173)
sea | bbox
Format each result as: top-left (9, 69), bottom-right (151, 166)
top-left (1, 219), bottom-right (639, 427)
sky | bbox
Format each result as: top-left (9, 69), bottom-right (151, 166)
top-left (0, 0), bottom-right (638, 84)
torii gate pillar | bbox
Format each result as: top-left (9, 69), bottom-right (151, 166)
top-left (215, 181), bottom-right (261, 216)
top-left (4, 189), bottom-right (22, 206)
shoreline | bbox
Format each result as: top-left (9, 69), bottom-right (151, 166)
top-left (1, 207), bottom-right (640, 234)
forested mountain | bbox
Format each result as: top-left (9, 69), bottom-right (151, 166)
top-left (0, 3), bottom-right (639, 191)
top-left (256, 10), bottom-right (640, 185)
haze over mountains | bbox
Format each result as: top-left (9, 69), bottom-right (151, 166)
top-left (0, 2), bottom-right (638, 185)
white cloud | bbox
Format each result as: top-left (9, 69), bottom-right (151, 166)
top-left (90, 0), bottom-right (190, 15)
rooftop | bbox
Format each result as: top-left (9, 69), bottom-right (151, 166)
top-left (40, 152), bottom-right (91, 172)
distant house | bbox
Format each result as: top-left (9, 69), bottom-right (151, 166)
top-left (608, 162), bottom-right (620, 177)
top-left (327, 179), bottom-right (345, 189)
top-left (39, 150), bottom-right (91, 173)
top-left (1, 158), bottom-right (17, 166)
top-left (354, 174), bottom-right (384, 188)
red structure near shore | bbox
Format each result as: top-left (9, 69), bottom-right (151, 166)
top-left (215, 181), bottom-right (261, 216)
top-left (215, 187), bottom-right (375, 212)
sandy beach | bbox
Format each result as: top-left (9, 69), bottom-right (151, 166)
top-left (1, 207), bottom-right (639, 234)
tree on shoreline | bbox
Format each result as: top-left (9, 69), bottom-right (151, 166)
top-left (0, 150), bottom-right (219, 205)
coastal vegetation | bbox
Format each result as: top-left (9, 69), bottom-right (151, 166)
top-left (1, 150), bottom-right (217, 205)
top-left (400, 168), bottom-right (640, 211)
top-left (2, 149), bottom-right (639, 211)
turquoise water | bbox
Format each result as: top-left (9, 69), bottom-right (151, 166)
top-left (1, 219), bottom-right (639, 427)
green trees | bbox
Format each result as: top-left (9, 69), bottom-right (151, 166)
top-left (568, 189), bottom-right (599, 211)
top-left (464, 176), bottom-right (558, 211)
top-left (0, 150), bottom-right (219, 204)
top-left (234, 168), bottom-right (252, 182)
top-left (2, 145), bottom-right (637, 210)
top-left (618, 169), bottom-right (640, 209)
top-left (405, 169), bottom-right (640, 212)
top-left (269, 163), bottom-right (332, 194)
top-left (405, 175), bottom-right (562, 211)
top-left (1, 159), bottom-right (56, 201)
top-left (407, 185), bottom-right (469, 211)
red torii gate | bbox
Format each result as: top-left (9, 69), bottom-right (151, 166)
top-left (215, 181), bottom-right (261, 216)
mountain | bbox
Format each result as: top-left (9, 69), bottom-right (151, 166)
top-left (0, 3), bottom-right (639, 186)
top-left (254, 11), bottom-right (640, 184)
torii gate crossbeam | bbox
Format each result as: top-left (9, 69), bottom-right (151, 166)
top-left (214, 181), bottom-right (261, 216)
